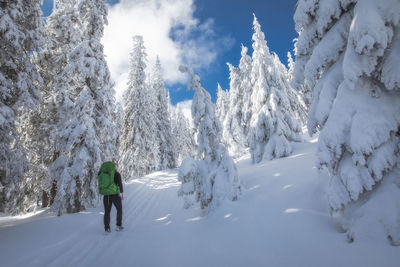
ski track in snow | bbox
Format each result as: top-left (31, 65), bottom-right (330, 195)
top-left (1, 138), bottom-right (400, 266)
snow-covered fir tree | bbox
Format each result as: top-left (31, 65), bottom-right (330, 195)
top-left (120, 36), bottom-right (159, 179)
top-left (18, 103), bottom-right (52, 211)
top-left (238, 44), bottom-right (253, 139)
top-left (50, 0), bottom-right (118, 214)
top-left (221, 63), bottom-right (247, 155)
top-left (215, 83), bottom-right (229, 124)
top-left (26, 0), bottom-right (83, 210)
top-left (150, 57), bottom-right (176, 170)
top-left (39, 0), bottom-right (82, 87)
top-left (171, 105), bottom-right (196, 165)
top-left (114, 104), bottom-right (124, 159)
top-left (273, 52), bottom-right (308, 125)
top-left (248, 14), bottom-right (303, 163)
top-left (79, 0), bottom-right (119, 161)
top-left (0, 0), bottom-right (46, 213)
top-left (287, 52), bottom-right (294, 81)
top-left (288, 51), bottom-right (311, 110)
top-left (293, 0), bottom-right (400, 245)
top-left (178, 66), bottom-right (241, 210)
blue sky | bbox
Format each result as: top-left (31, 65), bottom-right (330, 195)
top-left (41, 0), bottom-right (298, 105)
top-left (193, 0), bottom-right (298, 102)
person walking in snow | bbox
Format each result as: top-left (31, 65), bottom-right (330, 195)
top-left (98, 161), bottom-right (124, 232)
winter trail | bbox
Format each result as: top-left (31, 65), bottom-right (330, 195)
top-left (1, 138), bottom-right (400, 266)
top-left (7, 170), bottom-right (183, 267)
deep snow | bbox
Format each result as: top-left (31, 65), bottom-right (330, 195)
top-left (1, 135), bottom-right (399, 267)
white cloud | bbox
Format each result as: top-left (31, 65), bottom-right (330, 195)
top-left (175, 99), bottom-right (192, 121)
top-left (102, 0), bottom-right (233, 101)
top-left (171, 99), bottom-right (193, 127)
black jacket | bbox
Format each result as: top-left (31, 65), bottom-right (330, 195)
top-left (114, 171), bottom-right (123, 193)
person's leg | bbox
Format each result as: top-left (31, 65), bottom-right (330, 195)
top-left (112, 195), bottom-right (123, 227)
top-left (103, 195), bottom-right (112, 230)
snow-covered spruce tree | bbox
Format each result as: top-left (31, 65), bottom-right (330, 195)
top-left (288, 51), bottom-right (311, 110)
top-left (50, 0), bottom-right (118, 214)
top-left (248, 15), bottom-right (302, 163)
top-left (292, 0), bottom-right (400, 244)
top-left (166, 89), bottom-right (172, 116)
top-left (215, 83), bottom-right (229, 124)
top-left (171, 106), bottom-right (196, 165)
top-left (238, 44), bottom-right (253, 139)
top-left (0, 0), bottom-right (46, 213)
top-left (150, 57), bottom-right (176, 170)
top-left (39, 0), bottom-right (82, 86)
top-left (24, 0), bottom-right (83, 209)
top-left (114, 104), bottom-right (124, 158)
top-left (79, 0), bottom-right (119, 162)
top-left (120, 36), bottom-right (159, 179)
top-left (18, 104), bottom-right (52, 210)
top-left (273, 52), bottom-right (308, 125)
top-left (178, 66), bottom-right (241, 210)
top-left (287, 52), bottom-right (294, 82)
top-left (222, 64), bottom-right (247, 156)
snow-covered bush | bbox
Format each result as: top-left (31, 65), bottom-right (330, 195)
top-left (178, 66), bottom-right (241, 211)
top-left (177, 158), bottom-right (199, 209)
top-left (293, 0), bottom-right (400, 245)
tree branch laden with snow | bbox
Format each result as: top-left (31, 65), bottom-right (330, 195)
top-left (293, 0), bottom-right (400, 245)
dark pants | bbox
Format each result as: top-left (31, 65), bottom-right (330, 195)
top-left (103, 194), bottom-right (122, 229)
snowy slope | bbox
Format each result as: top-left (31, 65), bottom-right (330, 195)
top-left (1, 135), bottom-right (399, 267)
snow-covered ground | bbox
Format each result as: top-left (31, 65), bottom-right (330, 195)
top-left (1, 136), bottom-right (399, 267)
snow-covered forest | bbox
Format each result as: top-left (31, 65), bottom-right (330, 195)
top-left (1, 0), bottom-right (400, 264)
top-left (1, 0), bottom-right (196, 215)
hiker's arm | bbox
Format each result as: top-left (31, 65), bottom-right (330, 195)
top-left (115, 172), bottom-right (124, 199)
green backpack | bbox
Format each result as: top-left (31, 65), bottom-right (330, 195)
top-left (98, 162), bottom-right (120, 195)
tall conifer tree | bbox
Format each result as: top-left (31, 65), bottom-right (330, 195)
top-left (50, 0), bottom-right (117, 214)
top-left (248, 15), bottom-right (303, 163)
top-left (150, 57), bottom-right (176, 170)
top-left (293, 0), bottom-right (400, 244)
top-left (120, 36), bottom-right (159, 179)
top-left (171, 107), bottom-right (196, 165)
top-left (238, 45), bottom-right (253, 138)
top-left (221, 64), bottom-right (246, 155)
top-left (26, 0), bottom-right (83, 210)
top-left (178, 66), bottom-right (240, 210)
top-left (0, 0), bottom-right (46, 213)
